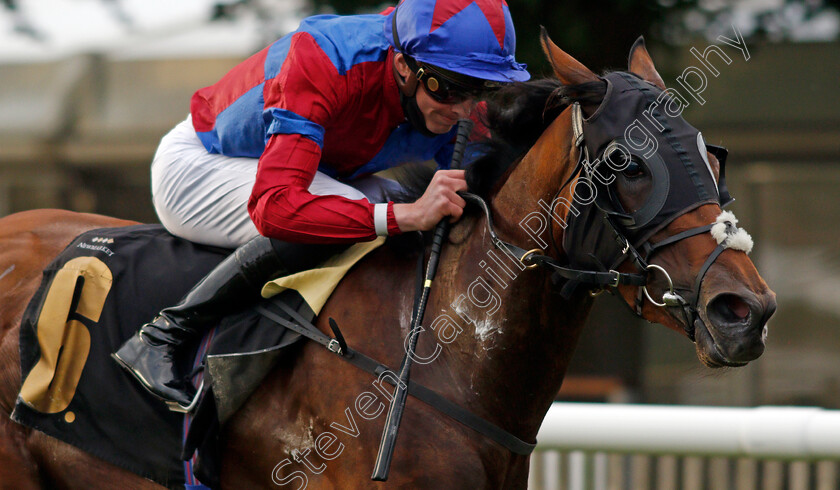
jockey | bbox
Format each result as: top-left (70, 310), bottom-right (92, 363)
top-left (114, 0), bottom-right (530, 411)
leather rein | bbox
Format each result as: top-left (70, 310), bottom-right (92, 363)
top-left (255, 298), bottom-right (537, 456)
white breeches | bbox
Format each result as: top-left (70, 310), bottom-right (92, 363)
top-left (151, 116), bottom-right (399, 248)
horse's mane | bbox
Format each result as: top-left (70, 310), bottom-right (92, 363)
top-left (392, 76), bottom-right (609, 202)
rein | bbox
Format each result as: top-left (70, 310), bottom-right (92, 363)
top-left (254, 301), bottom-right (537, 456)
top-left (461, 192), bottom-right (647, 288)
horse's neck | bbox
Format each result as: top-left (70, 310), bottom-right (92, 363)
top-left (430, 113), bottom-right (592, 440)
top-left (434, 241), bottom-right (592, 439)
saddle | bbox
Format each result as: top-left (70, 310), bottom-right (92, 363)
top-left (11, 224), bottom-right (382, 488)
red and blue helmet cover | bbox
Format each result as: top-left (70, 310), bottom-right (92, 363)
top-left (385, 0), bottom-right (530, 83)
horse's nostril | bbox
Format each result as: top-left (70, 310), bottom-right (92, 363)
top-left (725, 295), bottom-right (750, 320)
top-left (708, 293), bottom-right (751, 324)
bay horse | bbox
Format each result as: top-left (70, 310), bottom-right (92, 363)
top-left (0, 33), bottom-right (775, 489)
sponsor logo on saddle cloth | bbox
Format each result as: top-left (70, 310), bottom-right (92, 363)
top-left (76, 236), bottom-right (116, 256)
top-left (261, 237), bottom-right (386, 314)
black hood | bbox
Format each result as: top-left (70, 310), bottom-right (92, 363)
top-left (563, 71), bottom-right (731, 277)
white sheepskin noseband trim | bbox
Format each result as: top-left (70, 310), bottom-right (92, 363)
top-left (710, 210), bottom-right (753, 254)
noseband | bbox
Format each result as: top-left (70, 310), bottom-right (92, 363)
top-left (466, 79), bottom-right (748, 342)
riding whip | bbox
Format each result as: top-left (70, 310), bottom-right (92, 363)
top-left (371, 118), bottom-right (473, 481)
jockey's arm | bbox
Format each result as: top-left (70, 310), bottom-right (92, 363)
top-left (248, 132), bottom-right (398, 243)
top-left (247, 30), bottom-right (468, 243)
top-left (248, 133), bottom-right (467, 242)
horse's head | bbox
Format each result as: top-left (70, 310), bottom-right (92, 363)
top-left (520, 31), bottom-right (777, 367)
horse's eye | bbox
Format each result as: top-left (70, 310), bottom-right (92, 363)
top-left (622, 159), bottom-right (644, 178)
top-left (605, 151), bottom-right (629, 171)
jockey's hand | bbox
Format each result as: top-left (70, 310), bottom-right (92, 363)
top-left (393, 169), bottom-right (468, 232)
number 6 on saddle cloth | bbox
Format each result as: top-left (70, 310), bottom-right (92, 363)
top-left (11, 225), bottom-right (342, 488)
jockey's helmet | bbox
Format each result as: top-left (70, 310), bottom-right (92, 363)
top-left (385, 0), bottom-right (529, 135)
top-left (385, 0), bottom-right (530, 85)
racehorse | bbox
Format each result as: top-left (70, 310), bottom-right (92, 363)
top-left (0, 33), bottom-right (775, 489)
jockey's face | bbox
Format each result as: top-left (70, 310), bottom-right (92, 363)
top-left (415, 83), bottom-right (476, 134)
top-left (394, 53), bottom-right (476, 134)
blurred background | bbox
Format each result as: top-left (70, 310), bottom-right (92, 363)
top-left (1, 0), bottom-right (838, 410)
top-left (2, 1), bottom-right (839, 488)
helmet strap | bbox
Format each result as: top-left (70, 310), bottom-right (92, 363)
top-left (393, 56), bottom-right (419, 98)
top-left (393, 54), bottom-right (436, 137)
top-left (391, 4), bottom-right (435, 137)
top-left (400, 91), bottom-right (436, 138)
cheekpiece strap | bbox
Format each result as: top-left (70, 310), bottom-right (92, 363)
top-left (571, 102), bottom-right (585, 148)
top-left (461, 192), bottom-right (647, 287)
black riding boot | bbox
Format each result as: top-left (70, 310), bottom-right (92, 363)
top-left (113, 235), bottom-right (343, 412)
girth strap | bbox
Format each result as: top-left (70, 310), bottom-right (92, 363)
top-left (254, 301), bottom-right (537, 456)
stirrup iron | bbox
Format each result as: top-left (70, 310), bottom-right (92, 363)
top-left (165, 379), bottom-right (204, 414)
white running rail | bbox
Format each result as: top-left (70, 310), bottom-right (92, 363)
top-left (530, 403), bottom-right (840, 490)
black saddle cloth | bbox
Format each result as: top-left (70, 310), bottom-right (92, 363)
top-left (12, 224), bottom-right (308, 488)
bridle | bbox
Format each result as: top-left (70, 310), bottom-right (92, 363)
top-left (253, 74), bottom-right (750, 470)
top-left (464, 87), bottom-right (739, 342)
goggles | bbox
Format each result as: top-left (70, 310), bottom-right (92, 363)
top-left (406, 57), bottom-right (500, 104)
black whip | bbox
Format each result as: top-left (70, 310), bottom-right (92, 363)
top-left (371, 119), bottom-right (473, 481)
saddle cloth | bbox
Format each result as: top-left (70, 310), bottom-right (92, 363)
top-left (11, 224), bottom-right (382, 488)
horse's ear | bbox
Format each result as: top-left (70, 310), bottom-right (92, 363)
top-left (628, 36), bottom-right (666, 90)
top-left (540, 26), bottom-right (599, 85)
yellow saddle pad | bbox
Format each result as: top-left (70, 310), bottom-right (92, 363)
top-left (260, 237), bottom-right (385, 314)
